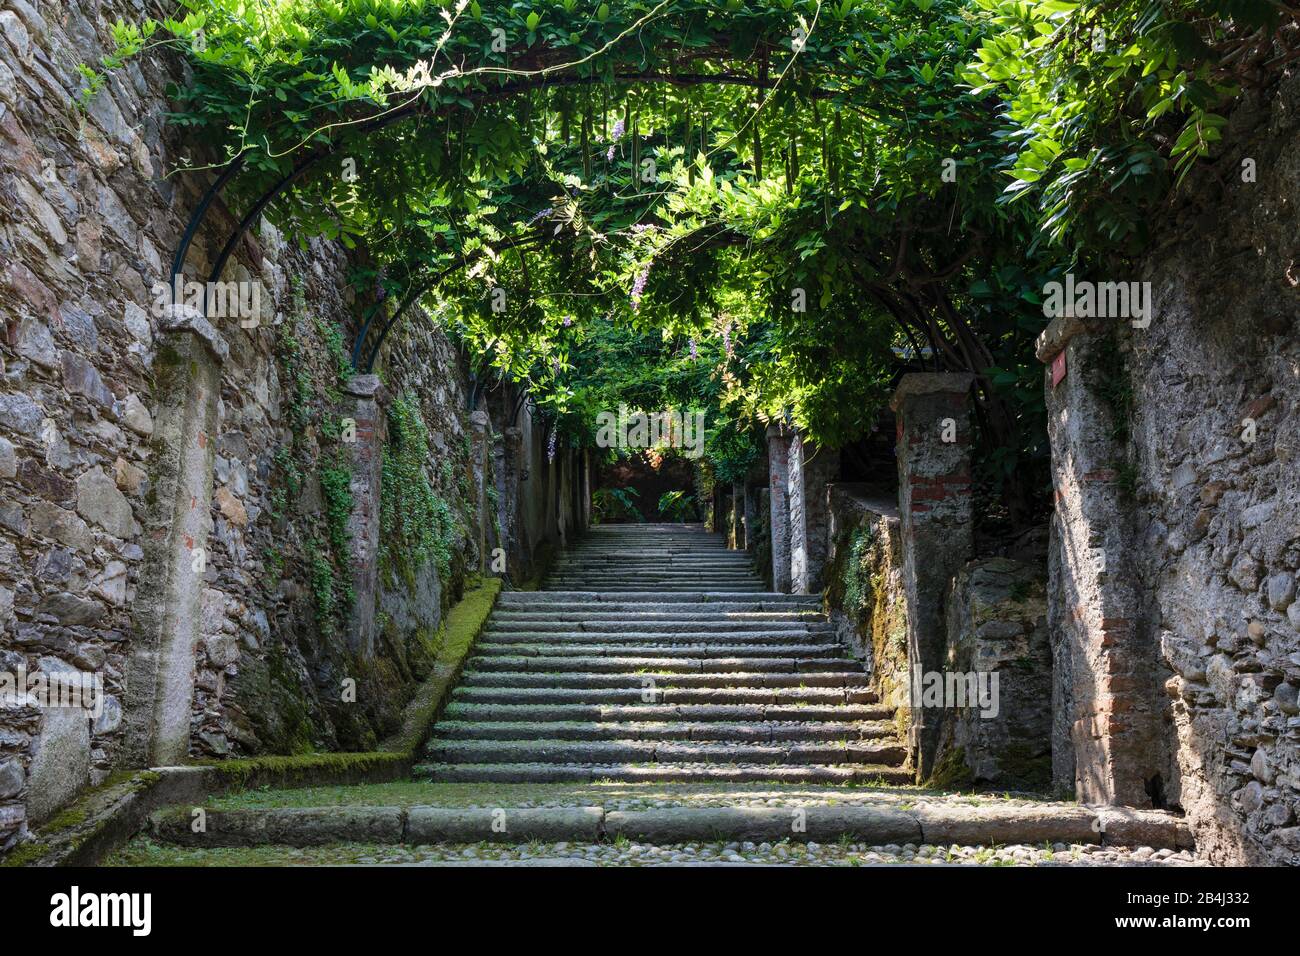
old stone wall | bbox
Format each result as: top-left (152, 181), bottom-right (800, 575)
top-left (0, 0), bottom-right (382, 843)
top-left (1125, 74), bottom-right (1300, 864)
top-left (0, 0), bottom-right (566, 851)
top-left (934, 558), bottom-right (1052, 792)
top-left (824, 484), bottom-right (911, 752)
top-left (1036, 73), bottom-right (1300, 864)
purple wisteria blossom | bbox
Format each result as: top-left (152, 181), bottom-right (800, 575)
top-left (630, 265), bottom-right (650, 311)
top-left (606, 118), bottom-right (626, 161)
top-left (547, 429), bottom-right (557, 463)
top-left (689, 338), bottom-right (698, 361)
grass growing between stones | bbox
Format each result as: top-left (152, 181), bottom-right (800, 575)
top-left (200, 779), bottom-right (1068, 813)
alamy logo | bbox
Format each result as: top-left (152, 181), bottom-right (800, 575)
top-left (892, 670), bottom-right (1000, 718)
top-left (50, 886), bottom-right (151, 936)
top-left (595, 404), bottom-right (706, 459)
top-left (0, 663), bottom-right (103, 718)
top-left (1041, 273), bottom-right (1152, 328)
top-left (149, 274), bottom-right (262, 327)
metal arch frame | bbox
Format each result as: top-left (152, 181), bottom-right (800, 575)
top-left (353, 228), bottom-right (550, 373)
top-left (169, 70), bottom-right (858, 364)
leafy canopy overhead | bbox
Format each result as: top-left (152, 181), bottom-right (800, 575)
top-left (89, 0), bottom-right (1290, 490)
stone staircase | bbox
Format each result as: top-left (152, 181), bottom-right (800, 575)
top-left (415, 523), bottom-right (911, 784)
top-left (123, 522), bottom-right (1198, 865)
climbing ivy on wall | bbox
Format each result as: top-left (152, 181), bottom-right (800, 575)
top-left (380, 392), bottom-right (460, 588)
top-left (268, 277), bottom-right (358, 636)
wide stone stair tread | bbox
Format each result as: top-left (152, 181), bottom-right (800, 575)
top-left (473, 643), bottom-right (847, 659)
top-left (413, 762), bottom-right (914, 784)
top-left (450, 686), bottom-right (880, 705)
top-left (458, 671), bottom-right (872, 689)
top-left (440, 702), bottom-right (896, 722)
top-left (496, 591), bottom-right (822, 605)
top-left (478, 630), bottom-right (840, 645)
top-left (423, 739), bottom-right (908, 765)
top-left (466, 655), bottom-right (857, 672)
top-left (485, 620), bottom-right (833, 633)
top-left (431, 719), bottom-right (899, 741)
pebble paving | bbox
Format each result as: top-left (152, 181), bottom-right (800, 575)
top-left (107, 836), bottom-right (1199, 867)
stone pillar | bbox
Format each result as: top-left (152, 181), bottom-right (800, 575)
top-left (580, 450), bottom-right (592, 533)
top-left (341, 374), bottom-right (384, 657)
top-left (123, 306), bottom-right (228, 767)
top-left (500, 426), bottom-right (525, 578)
top-left (1037, 317), bottom-right (1158, 807)
top-left (743, 462), bottom-right (765, 558)
top-left (731, 481), bottom-right (746, 549)
top-left (788, 433), bottom-right (838, 594)
top-left (891, 373), bottom-right (975, 779)
top-left (469, 410), bottom-right (490, 573)
top-left (765, 424), bottom-right (793, 593)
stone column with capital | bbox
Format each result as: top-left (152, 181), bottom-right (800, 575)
top-left (765, 424), bottom-right (793, 593)
top-left (123, 305), bottom-right (228, 767)
top-left (469, 409), bottom-right (491, 574)
top-left (891, 372), bottom-right (975, 779)
top-left (730, 481), bottom-right (746, 550)
top-left (342, 373), bottom-right (386, 658)
top-left (788, 433), bottom-right (838, 594)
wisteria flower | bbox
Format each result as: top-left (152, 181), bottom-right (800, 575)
top-left (630, 265), bottom-right (650, 311)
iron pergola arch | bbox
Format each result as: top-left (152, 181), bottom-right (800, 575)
top-left (169, 65), bottom-right (882, 373)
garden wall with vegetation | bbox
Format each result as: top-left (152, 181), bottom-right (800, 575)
top-left (823, 482), bottom-right (1051, 790)
top-left (0, 0), bottom-right (579, 852)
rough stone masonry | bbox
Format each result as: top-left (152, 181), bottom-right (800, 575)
top-left (0, 0), bottom-right (581, 851)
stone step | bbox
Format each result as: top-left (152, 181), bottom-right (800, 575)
top-left (414, 762), bottom-right (915, 784)
top-left (484, 621), bottom-right (834, 634)
top-left (478, 630), bottom-right (839, 645)
top-left (473, 643), bottom-right (847, 659)
top-left (541, 584), bottom-right (763, 592)
top-left (547, 566), bottom-right (758, 572)
top-left (491, 610), bottom-right (826, 622)
top-left (465, 655), bottom-right (859, 673)
top-left (147, 804), bottom-right (1194, 851)
top-left (543, 578), bottom-right (765, 587)
top-left (423, 739), bottom-right (908, 766)
top-left (440, 702), bottom-right (896, 722)
top-left (458, 671), bottom-right (871, 690)
top-left (449, 686), bottom-right (879, 706)
top-left (552, 553), bottom-right (758, 561)
top-left (493, 601), bottom-right (823, 614)
top-left (550, 562), bottom-right (758, 570)
top-left (432, 719), bottom-right (899, 742)
top-left (496, 591), bottom-right (821, 605)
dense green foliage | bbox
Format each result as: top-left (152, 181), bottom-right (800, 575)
top-left (380, 393), bottom-right (460, 583)
top-left (89, 0), bottom-right (1293, 513)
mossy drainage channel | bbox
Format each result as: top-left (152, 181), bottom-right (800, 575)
top-left (139, 802), bottom-right (1193, 851)
top-left (2, 580), bottom-right (502, 868)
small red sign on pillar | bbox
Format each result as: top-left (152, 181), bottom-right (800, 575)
top-left (1051, 349), bottom-right (1067, 388)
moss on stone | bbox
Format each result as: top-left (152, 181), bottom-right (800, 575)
top-left (0, 769), bottom-right (167, 867)
top-left (991, 742), bottom-right (1052, 793)
top-left (925, 746), bottom-right (975, 791)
